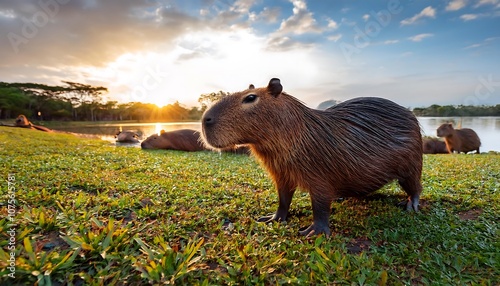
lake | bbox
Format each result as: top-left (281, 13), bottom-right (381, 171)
top-left (50, 117), bottom-right (500, 152)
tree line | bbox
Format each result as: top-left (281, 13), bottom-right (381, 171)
top-left (412, 104), bottom-right (500, 117)
top-left (2, 81), bottom-right (500, 121)
top-left (0, 82), bottom-right (207, 121)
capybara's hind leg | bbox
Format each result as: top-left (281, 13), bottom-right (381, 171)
top-left (298, 197), bottom-right (332, 237)
top-left (398, 178), bottom-right (422, 212)
top-left (257, 186), bottom-right (295, 223)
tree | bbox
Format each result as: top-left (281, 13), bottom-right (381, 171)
top-left (198, 90), bottom-right (229, 112)
top-left (62, 81), bottom-right (108, 121)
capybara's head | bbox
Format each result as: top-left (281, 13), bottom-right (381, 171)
top-left (15, 115), bottom-right (30, 126)
top-left (436, 123), bottom-right (454, 137)
top-left (141, 130), bottom-right (169, 149)
top-left (202, 78), bottom-right (295, 149)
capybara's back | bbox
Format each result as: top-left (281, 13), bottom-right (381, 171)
top-left (423, 138), bottom-right (448, 154)
top-left (436, 123), bottom-right (481, 154)
top-left (141, 129), bottom-right (207, 151)
top-left (202, 78), bottom-right (423, 236)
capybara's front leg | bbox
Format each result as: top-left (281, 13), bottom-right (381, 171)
top-left (257, 185), bottom-right (295, 223)
top-left (299, 197), bottom-right (332, 237)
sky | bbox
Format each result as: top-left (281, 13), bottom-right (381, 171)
top-left (0, 0), bottom-right (499, 109)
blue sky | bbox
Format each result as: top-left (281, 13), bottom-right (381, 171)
top-left (0, 0), bottom-right (499, 108)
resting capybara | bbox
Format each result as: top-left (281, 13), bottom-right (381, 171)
top-left (202, 78), bottom-right (423, 236)
top-left (436, 123), bottom-right (481, 154)
top-left (423, 138), bottom-right (448, 154)
top-left (141, 129), bottom-right (207, 151)
top-left (115, 130), bottom-right (140, 143)
top-left (14, 115), bottom-right (52, 132)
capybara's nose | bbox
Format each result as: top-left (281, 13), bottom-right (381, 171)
top-left (203, 116), bottom-right (215, 128)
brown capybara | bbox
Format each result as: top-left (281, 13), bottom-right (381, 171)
top-left (15, 114), bottom-right (31, 127)
top-left (202, 78), bottom-right (423, 236)
top-left (115, 130), bottom-right (140, 143)
top-left (436, 123), bottom-right (481, 154)
top-left (15, 115), bottom-right (52, 132)
top-left (423, 138), bottom-right (448, 154)
top-left (141, 129), bottom-right (207, 151)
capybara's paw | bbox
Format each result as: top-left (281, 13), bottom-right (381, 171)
top-left (257, 213), bottom-right (286, 223)
top-left (298, 224), bottom-right (331, 237)
top-left (398, 196), bottom-right (419, 212)
top-left (257, 214), bottom-right (275, 223)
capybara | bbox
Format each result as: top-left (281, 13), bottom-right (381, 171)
top-left (115, 130), bottom-right (140, 143)
top-left (141, 129), bottom-right (207, 151)
top-left (436, 123), bottom-right (481, 154)
top-left (14, 115), bottom-right (52, 132)
top-left (201, 78), bottom-right (423, 236)
top-left (15, 115), bottom-right (31, 127)
top-left (423, 138), bottom-right (448, 154)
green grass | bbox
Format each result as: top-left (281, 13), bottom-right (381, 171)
top-left (0, 126), bottom-right (499, 285)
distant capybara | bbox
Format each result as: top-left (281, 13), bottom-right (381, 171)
top-left (423, 138), bottom-right (448, 154)
top-left (14, 115), bottom-right (52, 132)
top-left (115, 130), bottom-right (140, 143)
top-left (436, 123), bottom-right (481, 154)
top-left (202, 78), bottom-right (423, 236)
top-left (15, 115), bottom-right (31, 127)
top-left (141, 129), bottom-right (207, 151)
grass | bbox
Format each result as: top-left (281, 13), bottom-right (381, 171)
top-left (0, 126), bottom-right (499, 285)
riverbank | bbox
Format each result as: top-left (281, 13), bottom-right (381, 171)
top-left (0, 127), bottom-right (498, 284)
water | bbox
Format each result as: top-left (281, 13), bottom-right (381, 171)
top-left (50, 117), bottom-right (500, 152)
top-left (419, 117), bottom-right (500, 152)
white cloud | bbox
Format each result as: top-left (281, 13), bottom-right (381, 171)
top-left (276, 0), bottom-right (322, 35)
top-left (408, 33), bottom-right (434, 42)
top-left (362, 14), bottom-right (370, 21)
top-left (474, 0), bottom-right (500, 8)
top-left (460, 13), bottom-right (479, 21)
top-left (327, 18), bottom-right (339, 30)
top-left (446, 0), bottom-right (468, 11)
top-left (400, 6), bottom-right (436, 26)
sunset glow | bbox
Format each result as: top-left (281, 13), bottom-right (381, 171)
top-left (1, 1), bottom-right (499, 108)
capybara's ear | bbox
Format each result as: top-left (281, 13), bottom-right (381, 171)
top-left (268, 78), bottom-right (282, 97)
top-left (160, 129), bottom-right (165, 134)
top-left (249, 84), bottom-right (255, 89)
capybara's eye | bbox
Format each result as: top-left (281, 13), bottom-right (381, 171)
top-left (242, 94), bottom-right (257, 104)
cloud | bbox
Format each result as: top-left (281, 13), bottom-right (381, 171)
top-left (326, 18), bottom-right (339, 30)
top-left (474, 0), bottom-right (500, 8)
top-left (362, 14), bottom-right (370, 21)
top-left (0, 1), bottom-right (204, 68)
top-left (400, 6), bottom-right (436, 26)
top-left (446, 0), bottom-right (468, 11)
top-left (408, 33), bottom-right (434, 42)
top-left (460, 13), bottom-right (480, 21)
top-left (250, 6), bottom-right (280, 23)
top-left (273, 0), bottom-right (322, 35)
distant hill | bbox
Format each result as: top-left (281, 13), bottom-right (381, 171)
top-left (317, 99), bottom-right (342, 110)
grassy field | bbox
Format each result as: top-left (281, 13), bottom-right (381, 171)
top-left (0, 127), bottom-right (498, 285)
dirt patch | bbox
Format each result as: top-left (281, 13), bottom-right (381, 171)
top-left (36, 230), bottom-right (70, 252)
top-left (347, 237), bottom-right (372, 254)
top-left (457, 208), bottom-right (483, 220)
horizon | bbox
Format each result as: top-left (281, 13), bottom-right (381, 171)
top-left (1, 0), bottom-right (499, 109)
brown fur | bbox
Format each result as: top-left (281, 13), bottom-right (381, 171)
top-left (14, 115), bottom-right (52, 132)
top-left (115, 130), bottom-right (140, 143)
top-left (202, 78), bottom-right (423, 236)
top-left (423, 138), bottom-right (448, 154)
top-left (141, 129), bottom-right (207, 151)
top-left (436, 123), bottom-right (481, 154)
